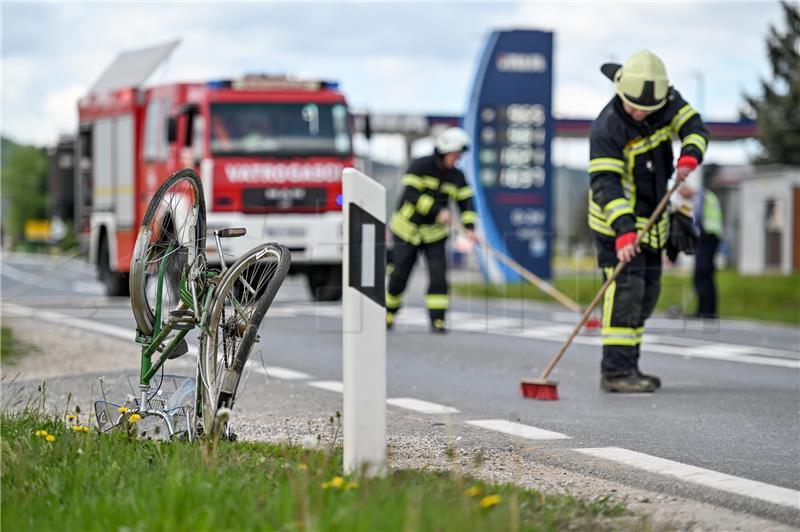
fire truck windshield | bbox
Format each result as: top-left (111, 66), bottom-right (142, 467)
top-left (210, 102), bottom-right (351, 157)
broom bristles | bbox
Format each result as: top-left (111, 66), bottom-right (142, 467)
top-left (520, 381), bottom-right (559, 400)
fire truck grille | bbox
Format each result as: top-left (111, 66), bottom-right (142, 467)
top-left (242, 187), bottom-right (328, 212)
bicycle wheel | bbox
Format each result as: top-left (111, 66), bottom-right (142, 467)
top-left (198, 243), bottom-right (291, 434)
top-left (130, 169), bottom-right (206, 337)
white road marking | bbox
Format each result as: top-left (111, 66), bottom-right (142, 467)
top-left (576, 447), bottom-right (800, 509)
top-left (3, 303), bottom-right (135, 342)
top-left (308, 380), bottom-right (344, 393)
top-left (387, 398), bottom-right (459, 414)
top-left (642, 342), bottom-right (800, 369)
top-left (466, 419), bottom-right (571, 440)
top-left (262, 307), bottom-right (300, 318)
top-left (374, 304), bottom-right (798, 368)
top-left (251, 365), bottom-right (311, 380)
top-left (71, 281), bottom-right (105, 295)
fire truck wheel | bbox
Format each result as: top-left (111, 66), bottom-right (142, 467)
top-left (306, 265), bottom-right (342, 302)
top-left (98, 236), bottom-right (129, 297)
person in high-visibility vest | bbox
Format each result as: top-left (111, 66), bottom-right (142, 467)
top-left (589, 50), bottom-right (709, 393)
top-left (386, 127), bottom-right (478, 333)
top-left (692, 164), bottom-right (724, 319)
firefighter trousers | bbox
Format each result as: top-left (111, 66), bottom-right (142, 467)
top-left (386, 237), bottom-right (448, 324)
top-left (595, 236), bottom-right (662, 377)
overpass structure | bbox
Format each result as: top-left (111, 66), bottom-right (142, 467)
top-left (351, 111), bottom-right (758, 143)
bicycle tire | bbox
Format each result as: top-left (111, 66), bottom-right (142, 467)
top-left (197, 243), bottom-right (291, 434)
top-left (130, 168), bottom-right (206, 337)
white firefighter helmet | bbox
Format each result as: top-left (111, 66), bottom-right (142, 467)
top-left (601, 50), bottom-right (669, 111)
top-left (435, 127), bottom-right (470, 154)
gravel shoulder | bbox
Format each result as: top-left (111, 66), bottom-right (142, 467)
top-left (1, 316), bottom-right (794, 532)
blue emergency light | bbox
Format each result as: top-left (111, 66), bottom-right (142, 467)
top-left (206, 80), bottom-right (232, 90)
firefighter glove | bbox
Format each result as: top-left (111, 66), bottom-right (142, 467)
top-left (666, 212), bottom-right (698, 262)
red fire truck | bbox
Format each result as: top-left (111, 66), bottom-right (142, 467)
top-left (77, 54), bottom-right (352, 300)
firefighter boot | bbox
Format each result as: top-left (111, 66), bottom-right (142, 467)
top-left (386, 312), bottom-right (395, 331)
top-left (600, 373), bottom-right (656, 393)
top-left (430, 319), bottom-right (447, 334)
top-left (635, 369), bottom-right (661, 389)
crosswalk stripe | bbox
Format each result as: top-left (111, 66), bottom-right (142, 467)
top-left (466, 419), bottom-right (571, 440)
top-left (575, 447), bottom-right (800, 509)
top-left (387, 398), bottom-right (459, 414)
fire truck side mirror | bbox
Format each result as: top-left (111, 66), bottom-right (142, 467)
top-left (166, 117), bottom-right (178, 144)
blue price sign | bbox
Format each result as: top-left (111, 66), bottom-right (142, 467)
top-left (463, 29), bottom-right (554, 281)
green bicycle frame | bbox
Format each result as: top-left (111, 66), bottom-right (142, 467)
top-left (137, 243), bottom-right (217, 387)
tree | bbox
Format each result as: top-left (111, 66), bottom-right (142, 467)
top-left (745, 1), bottom-right (800, 165)
top-left (1, 141), bottom-right (49, 245)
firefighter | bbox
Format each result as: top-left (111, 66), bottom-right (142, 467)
top-left (386, 127), bottom-right (478, 333)
top-left (589, 50), bottom-right (708, 393)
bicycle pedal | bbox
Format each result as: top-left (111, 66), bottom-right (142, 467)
top-left (168, 309), bottom-right (195, 331)
top-left (167, 338), bottom-right (189, 359)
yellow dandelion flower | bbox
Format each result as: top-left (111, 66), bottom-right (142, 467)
top-left (34, 430), bottom-right (48, 437)
top-left (72, 426), bottom-right (83, 432)
top-left (480, 494), bottom-right (501, 509)
top-left (45, 434), bottom-right (56, 443)
top-left (129, 414), bottom-right (142, 423)
top-left (117, 406), bottom-right (129, 413)
top-left (81, 426), bottom-right (91, 433)
top-left (66, 414), bottom-right (77, 422)
top-left (465, 486), bottom-right (482, 498)
top-left (322, 476), bottom-right (345, 489)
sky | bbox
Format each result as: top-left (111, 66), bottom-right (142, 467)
top-left (1, 1), bottom-right (788, 165)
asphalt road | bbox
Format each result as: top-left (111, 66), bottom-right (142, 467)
top-left (2, 251), bottom-right (799, 525)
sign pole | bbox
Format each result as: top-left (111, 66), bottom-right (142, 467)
top-left (342, 167), bottom-right (387, 476)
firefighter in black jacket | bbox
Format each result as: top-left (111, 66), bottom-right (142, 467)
top-left (589, 50), bottom-right (708, 393)
top-left (386, 127), bottom-right (478, 333)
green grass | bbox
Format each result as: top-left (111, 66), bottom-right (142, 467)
top-left (452, 271), bottom-right (800, 326)
top-left (0, 411), bottom-right (642, 531)
top-left (1, 326), bottom-right (38, 365)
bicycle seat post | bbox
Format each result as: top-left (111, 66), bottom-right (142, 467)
top-left (213, 230), bottom-right (227, 273)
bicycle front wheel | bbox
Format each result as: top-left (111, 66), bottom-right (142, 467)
top-left (198, 243), bottom-right (291, 434)
top-left (130, 169), bottom-right (206, 337)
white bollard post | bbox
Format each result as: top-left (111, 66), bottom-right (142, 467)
top-left (342, 167), bottom-right (387, 476)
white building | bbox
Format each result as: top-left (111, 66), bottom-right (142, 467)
top-left (738, 165), bottom-right (800, 275)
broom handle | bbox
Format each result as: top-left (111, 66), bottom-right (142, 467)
top-left (454, 224), bottom-right (582, 313)
top-left (537, 178), bottom-right (683, 381)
